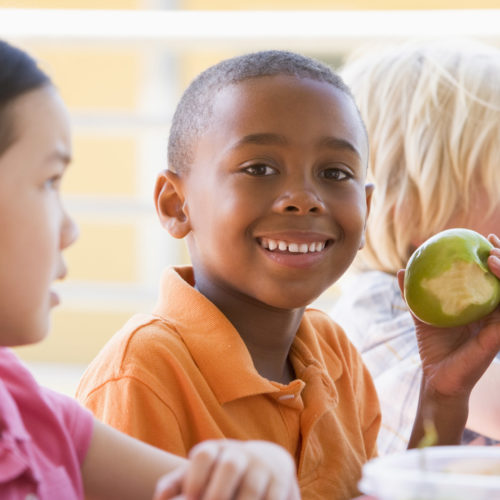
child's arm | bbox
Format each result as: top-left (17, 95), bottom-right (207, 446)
top-left (404, 234), bottom-right (500, 448)
top-left (153, 439), bottom-right (301, 500)
top-left (82, 419), bottom-right (185, 500)
top-left (82, 419), bottom-right (300, 500)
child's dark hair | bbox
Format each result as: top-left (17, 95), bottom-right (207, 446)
top-left (168, 50), bottom-right (357, 174)
top-left (0, 40), bottom-right (51, 155)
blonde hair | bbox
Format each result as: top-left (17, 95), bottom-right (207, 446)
top-left (341, 39), bottom-right (500, 274)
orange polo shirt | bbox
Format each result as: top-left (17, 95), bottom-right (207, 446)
top-left (76, 266), bottom-right (380, 500)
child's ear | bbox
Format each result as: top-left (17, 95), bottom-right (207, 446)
top-left (154, 169), bottom-right (191, 239)
top-left (359, 183), bottom-right (375, 249)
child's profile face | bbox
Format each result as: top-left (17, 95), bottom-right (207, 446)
top-left (0, 86), bottom-right (77, 346)
top-left (180, 75), bottom-right (371, 309)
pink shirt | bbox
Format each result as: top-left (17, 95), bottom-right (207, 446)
top-left (0, 348), bottom-right (93, 500)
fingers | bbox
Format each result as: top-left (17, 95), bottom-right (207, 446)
top-left (242, 441), bottom-right (298, 500)
top-left (153, 467), bottom-right (185, 500)
top-left (396, 269), bottom-right (405, 296)
top-left (183, 440), bottom-right (252, 500)
top-left (199, 444), bottom-right (251, 500)
top-left (265, 473), bottom-right (294, 500)
top-left (488, 233), bottom-right (500, 248)
top-left (236, 465), bottom-right (296, 500)
top-left (218, 453), bottom-right (270, 500)
top-left (183, 440), bottom-right (299, 500)
top-left (488, 234), bottom-right (500, 277)
top-left (182, 441), bottom-right (220, 499)
top-left (287, 479), bottom-right (302, 500)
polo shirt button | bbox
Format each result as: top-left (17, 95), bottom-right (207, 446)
top-left (25, 494), bottom-right (38, 500)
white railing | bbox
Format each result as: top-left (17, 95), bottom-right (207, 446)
top-left (2, 9), bottom-right (500, 51)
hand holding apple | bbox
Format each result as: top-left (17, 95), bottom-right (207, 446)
top-left (400, 233), bottom-right (500, 448)
top-left (404, 228), bottom-right (500, 327)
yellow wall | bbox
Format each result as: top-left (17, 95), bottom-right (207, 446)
top-left (65, 223), bottom-right (139, 283)
top-left (9, 0), bottom-right (153, 365)
top-left (68, 136), bottom-right (137, 196)
top-left (16, 309), bottom-right (136, 364)
top-left (35, 48), bottom-right (142, 110)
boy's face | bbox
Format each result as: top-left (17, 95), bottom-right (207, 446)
top-left (0, 87), bottom-right (77, 345)
top-left (175, 75), bottom-right (371, 309)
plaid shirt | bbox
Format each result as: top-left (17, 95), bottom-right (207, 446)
top-left (330, 270), bottom-right (498, 455)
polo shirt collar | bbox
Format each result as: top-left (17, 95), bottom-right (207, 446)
top-left (0, 349), bottom-right (31, 442)
top-left (0, 349), bottom-right (36, 484)
top-left (153, 266), bottom-right (343, 405)
top-left (154, 267), bottom-right (283, 404)
top-left (292, 313), bottom-right (343, 404)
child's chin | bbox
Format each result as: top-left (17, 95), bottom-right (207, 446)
top-left (11, 329), bottom-right (49, 348)
top-left (50, 290), bottom-right (61, 307)
top-left (260, 294), bottom-right (315, 311)
top-left (31, 325), bottom-right (50, 345)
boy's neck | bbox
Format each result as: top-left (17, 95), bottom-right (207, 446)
top-left (236, 313), bottom-right (301, 384)
top-left (193, 272), bottom-right (303, 385)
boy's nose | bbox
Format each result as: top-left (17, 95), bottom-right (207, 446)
top-left (61, 211), bottom-right (79, 250)
top-left (273, 189), bottom-right (326, 215)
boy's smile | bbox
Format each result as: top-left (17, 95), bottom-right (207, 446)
top-left (163, 74), bottom-right (372, 311)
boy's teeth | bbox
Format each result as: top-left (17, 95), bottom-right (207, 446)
top-left (260, 238), bottom-right (326, 253)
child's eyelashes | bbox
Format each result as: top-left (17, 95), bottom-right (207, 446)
top-left (238, 162), bottom-right (354, 181)
top-left (241, 163), bottom-right (278, 176)
top-left (320, 166), bottom-right (352, 181)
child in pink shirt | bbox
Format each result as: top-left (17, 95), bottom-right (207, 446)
top-left (0, 39), bottom-right (300, 500)
top-left (0, 348), bottom-right (93, 499)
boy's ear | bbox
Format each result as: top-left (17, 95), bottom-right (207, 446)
top-left (154, 169), bottom-right (191, 239)
top-left (359, 183), bottom-right (375, 249)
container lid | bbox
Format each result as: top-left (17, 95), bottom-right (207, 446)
top-left (359, 446), bottom-right (500, 500)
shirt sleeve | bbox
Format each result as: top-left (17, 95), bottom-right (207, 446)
top-left (78, 376), bottom-right (186, 456)
top-left (42, 388), bottom-right (94, 466)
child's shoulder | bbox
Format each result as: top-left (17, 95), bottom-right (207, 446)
top-left (84, 312), bottom-right (188, 371)
top-left (0, 346), bottom-right (39, 392)
top-left (0, 347), bottom-right (92, 444)
top-left (76, 312), bottom-right (192, 398)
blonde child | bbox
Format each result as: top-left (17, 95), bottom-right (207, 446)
top-left (0, 39), bottom-right (300, 500)
top-left (331, 39), bottom-right (500, 454)
top-left (76, 49), bottom-right (500, 499)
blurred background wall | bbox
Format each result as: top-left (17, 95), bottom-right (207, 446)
top-left (2, 0), bottom-right (499, 394)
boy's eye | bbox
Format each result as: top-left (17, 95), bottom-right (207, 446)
top-left (242, 164), bottom-right (277, 176)
top-left (320, 166), bottom-right (351, 181)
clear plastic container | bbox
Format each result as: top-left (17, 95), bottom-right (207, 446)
top-left (359, 446), bottom-right (500, 500)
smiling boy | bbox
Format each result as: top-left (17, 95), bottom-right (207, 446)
top-left (165, 71), bottom-right (372, 384)
top-left (77, 51), bottom-right (379, 499)
top-left (76, 50), bottom-right (500, 500)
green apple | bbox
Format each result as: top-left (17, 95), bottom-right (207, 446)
top-left (404, 228), bottom-right (500, 327)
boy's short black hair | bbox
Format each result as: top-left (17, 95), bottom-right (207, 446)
top-left (168, 50), bottom-right (355, 174)
top-left (0, 40), bottom-right (51, 155)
